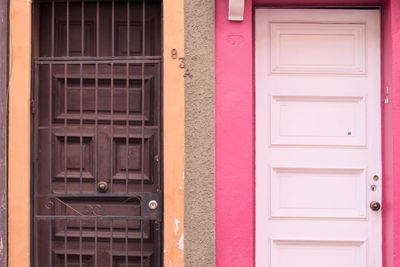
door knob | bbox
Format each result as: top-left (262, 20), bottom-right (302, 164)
top-left (97, 181), bottom-right (109, 193)
top-left (370, 201), bottom-right (381, 211)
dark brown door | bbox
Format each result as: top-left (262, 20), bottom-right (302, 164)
top-left (33, 1), bottom-right (162, 266)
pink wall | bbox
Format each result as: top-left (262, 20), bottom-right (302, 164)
top-left (382, 1), bottom-right (400, 266)
top-left (215, 0), bottom-right (400, 266)
top-left (215, 0), bottom-right (254, 266)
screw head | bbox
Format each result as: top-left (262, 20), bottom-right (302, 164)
top-left (148, 200), bottom-right (158, 210)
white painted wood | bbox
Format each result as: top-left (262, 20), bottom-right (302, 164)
top-left (270, 167), bottom-right (366, 219)
top-left (271, 239), bottom-right (367, 267)
top-left (256, 9), bottom-right (381, 267)
top-left (228, 0), bottom-right (245, 21)
top-left (270, 95), bottom-right (366, 146)
top-left (270, 23), bottom-right (366, 74)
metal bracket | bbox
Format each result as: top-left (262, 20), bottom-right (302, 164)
top-left (229, 0), bottom-right (245, 21)
top-left (142, 192), bottom-right (163, 221)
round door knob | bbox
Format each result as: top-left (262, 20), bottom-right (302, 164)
top-left (370, 201), bottom-right (381, 211)
top-left (97, 181), bottom-right (109, 193)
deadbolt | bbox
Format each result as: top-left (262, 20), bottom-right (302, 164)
top-left (97, 181), bottom-right (109, 193)
top-left (148, 200), bottom-right (158, 210)
top-left (370, 201), bottom-right (381, 211)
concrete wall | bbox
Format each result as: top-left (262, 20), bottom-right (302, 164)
top-left (184, 0), bottom-right (216, 266)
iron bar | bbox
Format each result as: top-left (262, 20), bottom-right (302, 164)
top-left (66, 0), bottom-right (70, 57)
top-left (64, 218), bottom-right (68, 266)
top-left (64, 64), bottom-right (68, 193)
top-left (125, 62), bottom-right (129, 194)
top-left (34, 193), bottom-right (143, 198)
top-left (141, 2), bottom-right (146, 265)
top-left (34, 56), bottom-right (162, 62)
top-left (48, 63), bottom-right (53, 266)
top-left (51, 1), bottom-right (55, 57)
top-left (81, 0), bottom-right (84, 57)
top-left (111, 0), bottom-right (115, 57)
top-left (125, 219), bottom-right (128, 266)
top-left (110, 62), bottom-right (114, 192)
top-left (79, 220), bottom-right (83, 267)
top-left (95, 63), bottom-right (99, 194)
top-left (95, 218), bottom-right (98, 267)
top-left (110, 220), bottom-right (113, 266)
top-left (36, 215), bottom-right (146, 220)
top-left (80, 63), bottom-right (83, 194)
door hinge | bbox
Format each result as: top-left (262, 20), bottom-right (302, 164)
top-left (31, 99), bottom-right (37, 115)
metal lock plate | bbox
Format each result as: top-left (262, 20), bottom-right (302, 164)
top-left (142, 192), bottom-right (163, 221)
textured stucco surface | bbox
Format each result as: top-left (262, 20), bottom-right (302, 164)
top-left (184, 0), bottom-right (215, 266)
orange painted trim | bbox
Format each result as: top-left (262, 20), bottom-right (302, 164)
top-left (163, 0), bottom-right (185, 266)
top-left (8, 0), bottom-right (32, 266)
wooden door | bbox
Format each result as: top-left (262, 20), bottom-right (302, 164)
top-left (255, 9), bottom-right (382, 267)
top-left (33, 1), bottom-right (162, 266)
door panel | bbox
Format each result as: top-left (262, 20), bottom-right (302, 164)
top-left (33, 1), bottom-right (162, 266)
top-left (256, 9), bottom-right (381, 267)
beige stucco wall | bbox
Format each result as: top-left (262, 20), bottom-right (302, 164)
top-left (184, 0), bottom-right (216, 266)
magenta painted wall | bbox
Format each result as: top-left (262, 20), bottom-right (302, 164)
top-left (215, 0), bottom-right (400, 266)
top-left (215, 0), bottom-right (254, 266)
top-left (382, 1), bottom-right (400, 266)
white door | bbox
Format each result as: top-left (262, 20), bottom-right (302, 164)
top-left (256, 9), bottom-right (381, 267)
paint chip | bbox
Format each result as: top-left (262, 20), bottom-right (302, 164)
top-left (174, 219), bottom-right (181, 234)
top-left (177, 234), bottom-right (184, 250)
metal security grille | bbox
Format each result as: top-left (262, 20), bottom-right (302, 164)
top-left (32, 1), bottom-right (162, 266)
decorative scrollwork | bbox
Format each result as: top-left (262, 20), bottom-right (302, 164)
top-left (44, 200), bottom-right (55, 209)
top-left (82, 204), bottom-right (104, 216)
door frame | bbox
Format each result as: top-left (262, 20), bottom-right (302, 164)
top-left (7, 0), bottom-right (185, 266)
top-left (216, 0), bottom-right (400, 266)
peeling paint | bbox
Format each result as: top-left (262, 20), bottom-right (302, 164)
top-left (177, 234), bottom-right (184, 250)
top-left (174, 219), bottom-right (181, 235)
